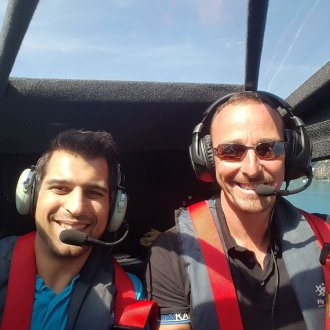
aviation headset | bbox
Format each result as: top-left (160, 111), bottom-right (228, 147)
top-left (189, 90), bottom-right (312, 184)
top-left (15, 163), bottom-right (128, 233)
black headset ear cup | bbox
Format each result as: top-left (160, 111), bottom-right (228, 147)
top-left (284, 124), bottom-right (312, 181)
top-left (16, 168), bottom-right (37, 215)
top-left (108, 189), bottom-right (128, 232)
top-left (201, 135), bottom-right (215, 173)
top-left (284, 129), bottom-right (294, 181)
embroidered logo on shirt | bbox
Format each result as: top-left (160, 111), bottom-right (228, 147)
top-left (160, 313), bottom-right (191, 324)
top-left (315, 282), bottom-right (325, 308)
top-left (174, 313), bottom-right (190, 321)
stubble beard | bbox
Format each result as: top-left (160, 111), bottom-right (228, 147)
top-left (36, 222), bottom-right (89, 259)
top-left (231, 192), bottom-right (274, 214)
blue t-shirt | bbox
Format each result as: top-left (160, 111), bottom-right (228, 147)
top-left (31, 273), bottom-right (144, 330)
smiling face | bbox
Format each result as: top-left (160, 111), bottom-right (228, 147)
top-left (35, 150), bottom-right (110, 258)
top-left (211, 101), bottom-right (285, 215)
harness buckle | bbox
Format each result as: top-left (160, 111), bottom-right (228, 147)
top-left (320, 243), bottom-right (330, 265)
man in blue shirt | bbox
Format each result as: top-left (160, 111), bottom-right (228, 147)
top-left (0, 129), bottom-right (153, 329)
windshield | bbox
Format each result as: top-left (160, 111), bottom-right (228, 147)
top-left (1, 0), bottom-right (329, 98)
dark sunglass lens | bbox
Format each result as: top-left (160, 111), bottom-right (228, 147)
top-left (256, 142), bottom-right (273, 158)
top-left (219, 144), bottom-right (246, 160)
top-left (272, 141), bottom-right (285, 156)
top-left (256, 141), bottom-right (284, 159)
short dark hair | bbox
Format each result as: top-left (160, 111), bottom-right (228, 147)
top-left (35, 129), bottom-right (119, 192)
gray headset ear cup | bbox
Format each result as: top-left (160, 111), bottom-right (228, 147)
top-left (16, 168), bottom-right (36, 215)
top-left (108, 189), bottom-right (128, 232)
top-left (201, 135), bottom-right (215, 173)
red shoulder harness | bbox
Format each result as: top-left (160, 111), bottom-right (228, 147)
top-left (113, 258), bottom-right (158, 329)
top-left (0, 232), bottom-right (157, 330)
top-left (188, 201), bottom-right (330, 330)
top-left (188, 201), bottom-right (243, 330)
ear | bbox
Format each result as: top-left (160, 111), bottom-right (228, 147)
top-left (107, 189), bottom-right (128, 232)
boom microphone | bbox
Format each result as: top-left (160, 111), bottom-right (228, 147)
top-left (59, 227), bottom-right (129, 247)
top-left (256, 173), bottom-right (313, 197)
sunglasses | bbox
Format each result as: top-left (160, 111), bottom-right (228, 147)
top-left (213, 140), bottom-right (285, 162)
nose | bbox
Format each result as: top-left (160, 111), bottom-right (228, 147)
top-left (64, 188), bottom-right (86, 216)
top-left (240, 149), bottom-right (261, 178)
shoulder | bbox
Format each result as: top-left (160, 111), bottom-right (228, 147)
top-left (277, 198), bottom-right (329, 222)
top-left (146, 226), bottom-right (189, 295)
top-left (0, 236), bottom-right (17, 284)
top-left (0, 236), bottom-right (19, 319)
top-left (148, 226), bottom-right (182, 263)
top-left (295, 207), bottom-right (330, 223)
top-left (312, 213), bottom-right (330, 223)
top-left (152, 226), bottom-right (179, 247)
top-left (147, 225), bottom-right (185, 278)
top-left (0, 235), bottom-right (18, 260)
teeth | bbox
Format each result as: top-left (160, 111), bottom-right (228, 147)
top-left (239, 184), bottom-right (256, 190)
top-left (59, 223), bottom-right (87, 230)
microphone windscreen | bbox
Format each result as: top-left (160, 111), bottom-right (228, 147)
top-left (59, 230), bottom-right (87, 246)
top-left (256, 184), bottom-right (276, 196)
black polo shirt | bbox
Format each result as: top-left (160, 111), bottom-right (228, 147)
top-left (215, 201), bottom-right (307, 330)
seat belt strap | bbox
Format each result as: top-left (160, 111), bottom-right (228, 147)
top-left (300, 210), bottom-right (330, 330)
top-left (188, 201), bottom-right (243, 330)
top-left (113, 259), bottom-right (158, 329)
top-left (1, 232), bottom-right (36, 330)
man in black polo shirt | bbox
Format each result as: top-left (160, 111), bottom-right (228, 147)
top-left (145, 91), bottom-right (329, 329)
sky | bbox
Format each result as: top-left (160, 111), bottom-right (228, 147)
top-left (0, 0), bottom-right (329, 98)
